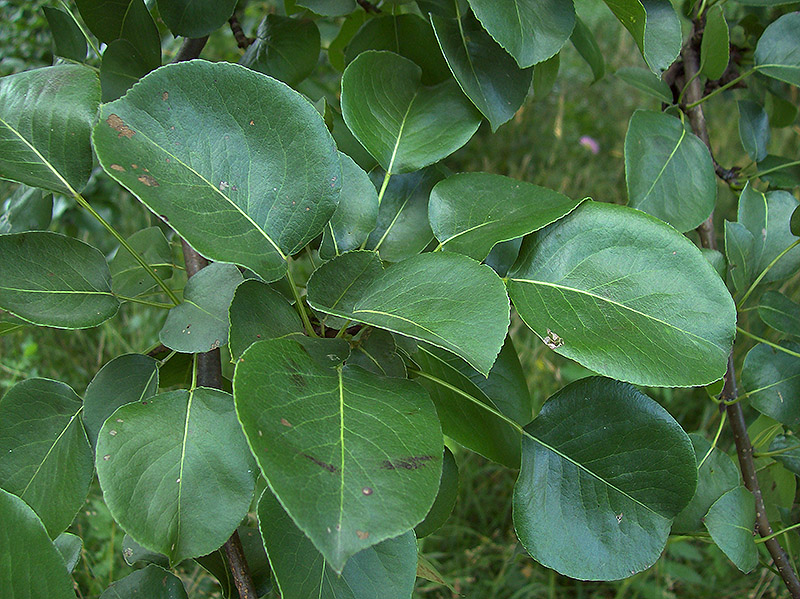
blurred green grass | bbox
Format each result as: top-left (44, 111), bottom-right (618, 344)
top-left (1, 1), bottom-right (799, 597)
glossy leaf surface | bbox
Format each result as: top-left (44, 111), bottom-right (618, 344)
top-left (93, 60), bottom-right (341, 282)
top-left (704, 487), bottom-right (758, 573)
top-left (258, 489), bottom-right (418, 597)
top-left (570, 16), bottom-right (604, 82)
top-left (54, 532), bottom-right (82, 573)
top-left (415, 446), bottom-right (458, 537)
top-left (429, 172), bottom-right (582, 260)
top-left (234, 338), bottom-right (442, 572)
top-left (157, 0), bottom-right (236, 37)
top-left (625, 110), bottom-right (715, 232)
top-left (431, 11), bottom-right (533, 130)
top-left (160, 263), bottom-right (243, 353)
top-left (614, 66), bottom-right (672, 102)
top-left (99, 564), bottom-right (188, 598)
top-left (738, 100), bottom-right (770, 163)
top-left (96, 387), bottom-right (256, 564)
top-left (754, 12), bottom-right (800, 87)
top-left (700, 5), bottom-right (729, 80)
top-left (741, 342), bottom-right (800, 427)
top-left (467, 0), bottom-right (575, 68)
top-left (348, 328), bottom-right (407, 378)
top-left (109, 227), bottom-right (173, 298)
top-left (601, 0), bottom-right (681, 73)
top-left (514, 378), bottom-right (696, 580)
top-left (0, 64), bottom-right (99, 194)
top-left (507, 202), bottom-right (736, 387)
top-left (0, 488), bottom-right (76, 598)
top-left (724, 220), bottom-right (755, 292)
top-left (0, 185), bottom-right (52, 234)
top-left (307, 251), bottom-right (510, 375)
top-left (341, 51), bottom-right (481, 175)
top-left (43, 7), bottom-right (87, 62)
top-left (769, 434), bottom-right (800, 477)
top-left (0, 378), bottom-right (93, 537)
top-left (241, 15), bottom-right (321, 87)
top-left (758, 290), bottom-right (800, 336)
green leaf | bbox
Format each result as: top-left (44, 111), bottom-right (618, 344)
top-left (0, 232), bottom-right (119, 329)
top-left (507, 202), bottom-right (736, 387)
top-left (43, 6), bottom-right (87, 62)
top-left (228, 279), bottom-right (303, 360)
top-left (738, 184), bottom-right (800, 282)
top-left (700, 5), bottom-right (729, 80)
top-left (320, 152), bottom-right (379, 260)
top-left (429, 172), bottom-right (583, 260)
top-left (0, 185), bottom-right (52, 233)
top-left (769, 434), bottom-right (800, 477)
top-left (793, 204), bottom-right (800, 236)
top-left (159, 263), bottom-right (243, 354)
top-left (156, 0), bottom-right (236, 37)
top-left (296, 0), bottom-right (357, 16)
top-left (195, 526), bottom-right (273, 599)
top-left (741, 342), bottom-right (800, 427)
top-left (307, 251), bottom-right (510, 375)
top-left (54, 532), bottom-right (82, 573)
top-left (513, 377), bottom-right (696, 580)
top-left (532, 52), bottom-right (559, 98)
top-left (99, 564), bottom-right (188, 598)
top-left (758, 290), bottom-right (800, 337)
top-left (704, 487), bottom-right (758, 573)
top-left (754, 12), bottom-right (800, 87)
top-left (234, 338), bottom-right (442, 572)
top-left (738, 100), bottom-right (770, 163)
top-left (76, 0), bottom-right (157, 47)
top-left (431, 11), bottom-right (533, 131)
top-left (0, 378), bottom-right (93, 537)
top-left (625, 110), bottom-right (716, 232)
top-left (614, 66), bottom-right (672, 103)
top-left (766, 89), bottom-right (798, 128)
top-left (110, 227), bottom-right (173, 298)
top-left (364, 167), bottom-right (444, 262)
top-left (101, 39), bottom-right (157, 102)
top-left (0, 488), bottom-right (76, 598)
top-left (724, 220), bottom-right (756, 292)
top-left (258, 488), bottom-right (418, 597)
top-left (329, 11), bottom-right (367, 72)
top-left (672, 434), bottom-right (740, 533)
top-left (349, 328), bottom-right (407, 378)
top-left (485, 237), bottom-right (523, 277)
top-left (758, 155), bottom-right (800, 189)
top-left (601, 0), bottom-right (681, 73)
top-left (122, 534), bottom-right (169, 567)
top-left (466, 0), bottom-right (575, 68)
top-left (83, 353), bottom-right (159, 445)
top-left (241, 15), bottom-right (321, 88)
top-left (95, 387), bottom-right (256, 564)
top-left (701, 247), bottom-right (726, 279)
top-left (415, 446), bottom-right (458, 537)
top-left (412, 342), bottom-right (522, 468)
top-left (341, 51), bottom-right (481, 175)
top-left (345, 14), bottom-right (451, 85)
top-left (0, 64), bottom-right (100, 195)
top-left (570, 16), bottom-right (605, 82)
top-left (93, 60), bottom-right (341, 282)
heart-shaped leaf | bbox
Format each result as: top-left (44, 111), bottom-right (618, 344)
top-left (704, 487), bottom-right (758, 573)
top-left (93, 60), bottom-right (342, 282)
top-left (341, 51), bottom-right (481, 175)
top-left (431, 11), bottom-right (533, 130)
top-left (159, 263), bottom-right (243, 353)
top-left (513, 377), bottom-right (696, 580)
top-left (429, 173), bottom-right (583, 260)
top-left (625, 110), bottom-right (716, 232)
top-left (0, 232), bottom-right (119, 329)
top-left (0, 379), bottom-right (93, 537)
top-left (601, 0), bottom-right (681, 73)
top-left (95, 387), bottom-right (256, 564)
top-left (466, 0), bottom-right (575, 68)
top-left (258, 489), bottom-right (419, 597)
top-left (754, 12), bottom-right (800, 87)
top-left (234, 338), bottom-right (442, 572)
top-left (307, 251), bottom-right (510, 375)
top-left (0, 64), bottom-right (99, 195)
top-left (741, 342), bottom-right (800, 427)
top-left (0, 488), bottom-right (76, 598)
top-left (507, 201), bottom-right (736, 387)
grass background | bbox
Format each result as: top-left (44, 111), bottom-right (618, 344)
top-left (1, 0), bottom-right (799, 597)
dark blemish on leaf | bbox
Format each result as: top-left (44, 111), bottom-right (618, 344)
top-left (159, 214), bottom-right (169, 222)
top-left (249, 120), bottom-right (255, 126)
top-left (106, 114), bottom-right (135, 138)
top-left (362, 487), bottom-right (373, 496)
top-left (110, 164), bottom-right (125, 172)
top-left (162, 91), bottom-right (168, 101)
top-left (256, 334), bottom-right (262, 338)
top-left (356, 530), bottom-right (369, 540)
top-left (281, 418), bottom-right (292, 427)
top-left (165, 158), bottom-right (170, 163)
top-left (304, 454), bottom-right (341, 474)
top-left (543, 328), bottom-right (563, 350)
top-left (381, 455), bottom-right (434, 470)
top-left (103, 454), bottom-right (111, 461)
top-left (616, 513), bottom-right (623, 523)
top-left (138, 174), bottom-right (158, 187)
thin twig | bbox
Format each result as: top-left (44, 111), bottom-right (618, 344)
top-left (356, 0), bottom-right (381, 13)
top-left (229, 14), bottom-right (254, 50)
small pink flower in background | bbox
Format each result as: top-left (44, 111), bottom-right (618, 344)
top-left (579, 135), bottom-right (600, 154)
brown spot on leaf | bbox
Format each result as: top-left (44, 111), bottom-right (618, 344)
top-left (356, 530), bottom-right (369, 540)
top-left (362, 487), bottom-right (373, 496)
top-left (106, 114), bottom-right (135, 138)
top-left (131, 164), bottom-right (138, 169)
top-left (103, 454), bottom-right (111, 461)
top-left (249, 120), bottom-right (255, 126)
top-left (280, 418), bottom-right (292, 427)
top-left (138, 174), bottom-right (159, 187)
top-left (381, 455), bottom-right (434, 470)
top-left (162, 91), bottom-right (169, 101)
top-left (110, 164), bottom-right (125, 172)
top-left (304, 454), bottom-right (341, 474)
